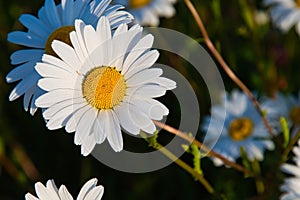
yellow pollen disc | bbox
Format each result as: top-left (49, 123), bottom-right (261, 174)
top-left (129, 0), bottom-right (151, 9)
top-left (45, 26), bottom-right (75, 57)
top-left (228, 117), bottom-right (254, 141)
top-left (290, 106), bottom-right (300, 125)
top-left (82, 67), bottom-right (126, 110)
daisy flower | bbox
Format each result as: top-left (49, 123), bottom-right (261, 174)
top-left (261, 92), bottom-right (300, 136)
top-left (25, 178), bottom-right (104, 200)
top-left (113, 0), bottom-right (176, 26)
top-left (264, 0), bottom-right (300, 35)
top-left (35, 16), bottom-right (176, 156)
top-left (202, 90), bottom-right (275, 166)
top-left (6, 0), bottom-right (133, 115)
top-left (280, 139), bottom-right (300, 200)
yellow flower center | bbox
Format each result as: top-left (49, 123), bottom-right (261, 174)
top-left (228, 117), bottom-right (254, 141)
top-left (82, 66), bottom-right (126, 110)
top-left (290, 106), bottom-right (300, 125)
top-left (129, 0), bottom-right (151, 9)
top-left (45, 26), bottom-right (75, 56)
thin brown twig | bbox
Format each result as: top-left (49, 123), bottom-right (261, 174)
top-left (184, 0), bottom-right (275, 137)
top-left (11, 142), bottom-right (40, 181)
top-left (154, 121), bottom-right (254, 176)
top-left (0, 152), bottom-right (24, 182)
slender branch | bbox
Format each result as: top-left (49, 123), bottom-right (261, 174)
top-left (11, 142), bottom-right (40, 181)
top-left (184, 0), bottom-right (275, 137)
top-left (141, 132), bottom-right (215, 194)
top-left (154, 121), bottom-right (254, 176)
top-left (0, 152), bottom-right (25, 183)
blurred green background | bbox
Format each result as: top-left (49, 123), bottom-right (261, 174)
top-left (1, 0), bottom-right (300, 199)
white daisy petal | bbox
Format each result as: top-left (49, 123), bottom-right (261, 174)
top-left (124, 50), bottom-right (160, 79)
top-left (127, 68), bottom-right (162, 87)
top-left (65, 105), bottom-right (90, 133)
top-left (58, 185), bottom-right (73, 200)
top-left (151, 77), bottom-right (177, 90)
top-left (105, 110), bottom-right (123, 152)
top-left (46, 102), bottom-right (86, 130)
top-left (81, 134), bottom-right (97, 156)
top-left (38, 77), bottom-right (77, 91)
top-left (129, 104), bottom-right (154, 131)
top-left (35, 182), bottom-right (60, 200)
top-left (122, 34), bottom-right (154, 74)
top-left (84, 185), bottom-right (104, 200)
top-left (74, 108), bottom-right (97, 145)
top-left (96, 16), bottom-right (112, 43)
top-left (280, 140), bottom-right (300, 198)
top-left (84, 25), bottom-right (101, 53)
top-left (51, 40), bottom-right (81, 70)
top-left (113, 23), bottom-right (128, 36)
top-left (77, 178), bottom-right (98, 200)
top-left (35, 89), bottom-right (77, 107)
top-left (133, 84), bottom-right (167, 98)
top-left (35, 62), bottom-right (76, 79)
top-left (114, 103), bottom-right (141, 135)
top-left (93, 110), bottom-right (107, 143)
top-left (25, 193), bottom-right (39, 200)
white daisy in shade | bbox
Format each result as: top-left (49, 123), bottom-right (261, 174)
top-left (6, 0), bottom-right (133, 115)
top-left (35, 16), bottom-right (176, 156)
top-left (25, 178), bottom-right (104, 200)
top-left (262, 92), bottom-right (300, 136)
top-left (202, 90), bottom-right (275, 166)
top-left (264, 0), bottom-right (300, 35)
top-left (280, 139), bottom-right (300, 200)
top-left (113, 0), bottom-right (176, 26)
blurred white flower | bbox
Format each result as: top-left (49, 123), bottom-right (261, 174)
top-left (264, 0), bottom-right (300, 35)
top-left (6, 0), bottom-right (133, 115)
top-left (25, 178), bottom-right (104, 200)
top-left (280, 139), bottom-right (300, 200)
top-left (202, 90), bottom-right (274, 166)
top-left (35, 17), bottom-right (176, 156)
top-left (254, 10), bottom-right (270, 25)
top-left (114, 0), bottom-right (176, 26)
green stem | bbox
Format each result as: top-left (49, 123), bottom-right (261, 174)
top-left (141, 132), bottom-right (215, 194)
top-left (282, 129), bottom-right (300, 161)
top-left (252, 160), bottom-right (264, 194)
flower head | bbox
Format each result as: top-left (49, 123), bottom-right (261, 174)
top-left (25, 178), bottom-right (103, 200)
top-left (6, 0), bottom-right (133, 115)
top-left (264, 0), bottom-right (300, 35)
top-left (202, 90), bottom-right (275, 166)
top-left (280, 139), bottom-right (300, 200)
top-left (35, 16), bottom-right (176, 156)
top-left (114, 0), bottom-right (176, 26)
